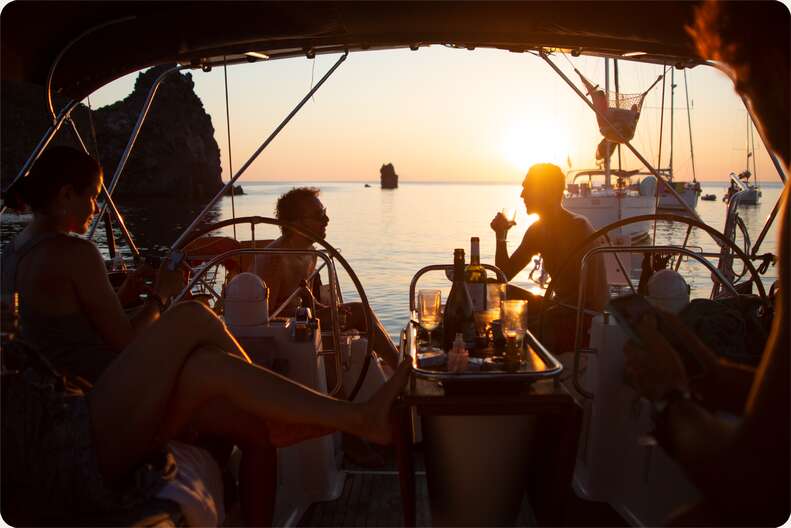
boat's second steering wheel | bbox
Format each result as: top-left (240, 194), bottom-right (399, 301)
top-left (172, 216), bottom-right (376, 401)
top-left (540, 213), bottom-right (769, 342)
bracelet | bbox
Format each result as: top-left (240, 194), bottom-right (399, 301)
top-left (497, 237), bottom-right (507, 243)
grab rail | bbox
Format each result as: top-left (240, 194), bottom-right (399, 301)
top-left (408, 264), bottom-right (508, 312)
top-left (571, 244), bottom-right (741, 400)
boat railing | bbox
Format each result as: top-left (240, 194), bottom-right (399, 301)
top-left (173, 246), bottom-right (348, 396)
top-left (570, 244), bottom-right (743, 399)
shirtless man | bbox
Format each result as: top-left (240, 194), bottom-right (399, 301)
top-left (490, 163), bottom-right (608, 349)
top-left (253, 187), bottom-right (400, 371)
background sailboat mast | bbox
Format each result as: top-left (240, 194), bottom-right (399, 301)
top-left (604, 57), bottom-right (611, 188)
top-left (614, 59), bottom-right (622, 173)
top-left (657, 66), bottom-right (667, 175)
top-left (684, 69), bottom-right (697, 183)
top-left (669, 67), bottom-right (675, 180)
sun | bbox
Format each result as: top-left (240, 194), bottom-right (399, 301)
top-left (500, 120), bottom-right (571, 172)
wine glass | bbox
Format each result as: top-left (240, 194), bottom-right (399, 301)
top-left (417, 289), bottom-right (442, 352)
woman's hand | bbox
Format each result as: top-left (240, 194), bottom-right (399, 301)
top-left (623, 313), bottom-right (690, 401)
top-left (490, 212), bottom-right (516, 237)
top-left (116, 263), bottom-right (155, 307)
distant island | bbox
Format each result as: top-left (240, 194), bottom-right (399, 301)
top-left (380, 163), bottom-right (398, 189)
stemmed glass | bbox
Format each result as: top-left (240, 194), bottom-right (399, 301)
top-left (417, 289), bottom-right (442, 352)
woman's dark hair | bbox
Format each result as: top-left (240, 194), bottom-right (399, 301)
top-left (4, 146), bottom-right (102, 213)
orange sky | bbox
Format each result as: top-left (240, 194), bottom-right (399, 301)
top-left (91, 47), bottom-right (780, 184)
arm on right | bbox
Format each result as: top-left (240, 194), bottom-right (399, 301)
top-left (491, 213), bottom-right (535, 281)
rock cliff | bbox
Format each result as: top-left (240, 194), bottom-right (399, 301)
top-left (2, 65), bottom-right (223, 200)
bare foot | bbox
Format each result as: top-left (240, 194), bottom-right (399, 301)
top-left (357, 359), bottom-right (411, 445)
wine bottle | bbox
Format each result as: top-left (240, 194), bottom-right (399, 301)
top-left (464, 236), bottom-right (488, 312)
top-left (442, 248), bottom-right (475, 352)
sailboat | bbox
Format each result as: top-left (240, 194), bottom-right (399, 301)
top-left (562, 57), bottom-right (658, 242)
top-left (1, 3), bottom-right (787, 527)
top-left (725, 117), bottom-right (762, 205)
top-left (657, 68), bottom-right (702, 211)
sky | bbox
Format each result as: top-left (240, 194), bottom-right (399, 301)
top-left (88, 46), bottom-right (779, 184)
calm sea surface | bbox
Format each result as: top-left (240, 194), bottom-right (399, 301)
top-left (1, 181), bottom-right (784, 339)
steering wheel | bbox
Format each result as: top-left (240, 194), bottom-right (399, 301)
top-left (540, 213), bottom-right (768, 344)
top-left (172, 216), bottom-right (376, 402)
top-left (539, 213), bottom-right (769, 399)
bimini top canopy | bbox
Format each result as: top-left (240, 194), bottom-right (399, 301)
top-left (2, 1), bottom-right (788, 102)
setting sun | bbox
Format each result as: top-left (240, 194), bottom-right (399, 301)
top-left (501, 120), bottom-right (571, 172)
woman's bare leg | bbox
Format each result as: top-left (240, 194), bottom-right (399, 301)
top-left (88, 301), bottom-right (410, 481)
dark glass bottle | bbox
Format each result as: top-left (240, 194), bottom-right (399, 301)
top-left (464, 236), bottom-right (488, 312)
top-left (442, 249), bottom-right (476, 352)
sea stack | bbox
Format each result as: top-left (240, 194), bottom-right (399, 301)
top-left (380, 163), bottom-right (398, 189)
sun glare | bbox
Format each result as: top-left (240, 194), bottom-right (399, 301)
top-left (501, 120), bottom-right (571, 172)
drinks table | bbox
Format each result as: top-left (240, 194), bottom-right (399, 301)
top-left (393, 330), bottom-right (582, 526)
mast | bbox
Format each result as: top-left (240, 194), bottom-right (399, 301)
top-left (669, 67), bottom-right (675, 181)
top-left (751, 123), bottom-right (758, 186)
top-left (683, 70), bottom-right (697, 183)
top-left (614, 58), bottom-right (622, 173)
top-left (604, 57), bottom-right (611, 188)
top-left (657, 66), bottom-right (667, 176)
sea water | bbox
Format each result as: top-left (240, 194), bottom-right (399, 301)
top-left (1, 181), bottom-right (784, 338)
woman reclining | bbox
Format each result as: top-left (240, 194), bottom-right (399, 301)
top-left (1, 146), bottom-right (411, 525)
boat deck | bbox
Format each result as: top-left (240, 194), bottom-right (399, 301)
top-left (297, 444), bottom-right (623, 527)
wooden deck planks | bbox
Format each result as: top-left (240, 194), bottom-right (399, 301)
top-left (300, 472), bottom-right (428, 527)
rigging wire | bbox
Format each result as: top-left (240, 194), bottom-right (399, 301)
top-left (223, 57), bottom-right (238, 240)
top-left (85, 95), bottom-right (101, 162)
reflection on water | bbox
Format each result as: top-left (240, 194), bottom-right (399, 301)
top-left (1, 181), bottom-right (784, 338)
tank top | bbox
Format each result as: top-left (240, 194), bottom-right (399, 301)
top-left (1, 232), bottom-right (115, 383)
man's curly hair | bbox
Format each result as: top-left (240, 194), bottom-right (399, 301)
top-left (275, 187), bottom-right (320, 234)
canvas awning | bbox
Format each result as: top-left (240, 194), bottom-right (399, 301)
top-left (3, 1), bottom-right (767, 101)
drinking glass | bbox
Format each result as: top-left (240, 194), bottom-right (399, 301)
top-left (500, 299), bottom-right (528, 344)
top-left (417, 289), bottom-right (442, 352)
top-left (500, 207), bottom-right (517, 224)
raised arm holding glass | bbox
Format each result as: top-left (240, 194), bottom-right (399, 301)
top-left (490, 163), bottom-right (609, 352)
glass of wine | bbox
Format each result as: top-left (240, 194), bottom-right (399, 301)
top-left (417, 289), bottom-right (442, 352)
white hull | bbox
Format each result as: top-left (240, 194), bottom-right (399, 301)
top-left (739, 187), bottom-right (761, 205)
top-left (658, 185), bottom-right (700, 210)
top-left (563, 193), bottom-right (656, 241)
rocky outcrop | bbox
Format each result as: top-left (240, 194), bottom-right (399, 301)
top-left (380, 163), bottom-right (398, 189)
top-left (91, 65), bottom-right (222, 199)
top-left (1, 65), bottom-right (224, 200)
